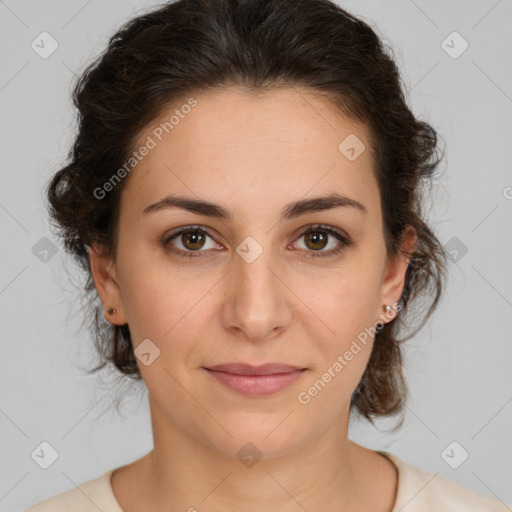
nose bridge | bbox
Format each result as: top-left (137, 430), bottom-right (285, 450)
top-left (223, 232), bottom-right (290, 340)
top-left (234, 233), bottom-right (280, 303)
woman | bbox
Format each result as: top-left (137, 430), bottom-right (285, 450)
top-left (26, 0), bottom-right (509, 510)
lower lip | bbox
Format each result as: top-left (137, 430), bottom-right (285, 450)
top-left (204, 368), bottom-right (306, 397)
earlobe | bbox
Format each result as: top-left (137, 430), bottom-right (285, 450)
top-left (88, 244), bottom-right (127, 325)
top-left (379, 226), bottom-right (417, 321)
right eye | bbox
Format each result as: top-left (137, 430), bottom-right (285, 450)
top-left (162, 225), bottom-right (222, 258)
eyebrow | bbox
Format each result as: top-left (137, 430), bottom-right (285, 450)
top-left (143, 193), bottom-right (367, 220)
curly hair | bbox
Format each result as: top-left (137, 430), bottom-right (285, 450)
top-left (46, 0), bottom-right (448, 426)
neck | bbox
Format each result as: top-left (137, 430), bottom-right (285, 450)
top-left (121, 398), bottom-right (396, 512)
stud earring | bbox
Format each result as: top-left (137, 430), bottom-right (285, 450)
top-left (384, 304), bottom-right (393, 312)
top-left (106, 307), bottom-right (117, 315)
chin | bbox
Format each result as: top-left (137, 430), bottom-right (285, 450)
top-left (198, 414), bottom-right (314, 463)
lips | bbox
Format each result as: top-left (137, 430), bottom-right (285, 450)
top-left (202, 363), bottom-right (307, 397)
top-left (204, 362), bottom-right (306, 376)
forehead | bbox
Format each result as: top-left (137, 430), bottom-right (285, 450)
top-left (122, 86), bottom-right (380, 219)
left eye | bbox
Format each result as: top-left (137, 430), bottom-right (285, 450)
top-left (162, 224), bottom-right (352, 259)
top-left (293, 225), bottom-right (351, 258)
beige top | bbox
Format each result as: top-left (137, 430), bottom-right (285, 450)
top-left (25, 451), bottom-right (510, 511)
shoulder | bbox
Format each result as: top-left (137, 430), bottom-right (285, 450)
top-left (24, 468), bottom-right (123, 512)
top-left (378, 451), bottom-right (511, 512)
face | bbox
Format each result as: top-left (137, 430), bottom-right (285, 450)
top-left (90, 86), bottom-right (413, 459)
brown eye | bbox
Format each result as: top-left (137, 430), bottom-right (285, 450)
top-left (294, 225), bottom-right (352, 259)
top-left (162, 226), bottom-right (220, 259)
top-left (303, 230), bottom-right (329, 251)
top-left (162, 224), bottom-right (352, 260)
top-left (181, 230), bottom-right (206, 250)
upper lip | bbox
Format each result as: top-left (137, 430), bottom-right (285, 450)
top-left (204, 363), bottom-right (306, 375)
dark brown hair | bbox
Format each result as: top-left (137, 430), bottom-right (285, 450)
top-left (46, 0), bottom-right (448, 426)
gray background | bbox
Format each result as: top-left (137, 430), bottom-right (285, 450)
top-left (1, 0), bottom-right (511, 510)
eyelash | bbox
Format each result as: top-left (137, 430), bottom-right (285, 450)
top-left (162, 224), bottom-right (353, 260)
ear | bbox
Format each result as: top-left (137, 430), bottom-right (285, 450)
top-left (377, 225), bottom-right (417, 324)
top-left (88, 243), bottom-right (127, 325)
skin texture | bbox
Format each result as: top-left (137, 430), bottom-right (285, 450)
top-left (89, 86), bottom-right (416, 512)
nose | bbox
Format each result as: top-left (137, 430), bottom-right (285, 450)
top-left (220, 237), bottom-right (292, 344)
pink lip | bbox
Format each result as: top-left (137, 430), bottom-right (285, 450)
top-left (203, 363), bottom-right (307, 397)
top-left (206, 363), bottom-right (305, 375)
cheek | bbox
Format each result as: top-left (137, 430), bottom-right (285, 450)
top-left (306, 260), bottom-right (384, 389)
top-left (295, 280), bottom-right (381, 414)
top-left (116, 245), bottom-right (220, 360)
top-left (121, 275), bottom-right (206, 345)
top-left (320, 263), bottom-right (383, 335)
top-left (115, 244), bottom-right (176, 338)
